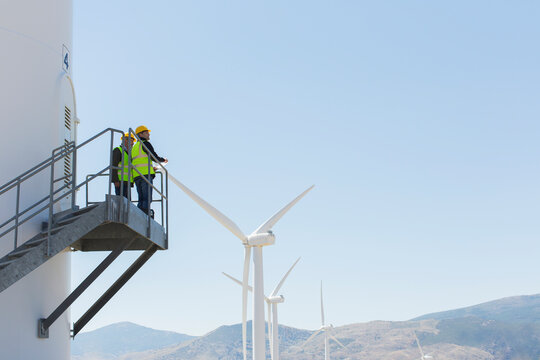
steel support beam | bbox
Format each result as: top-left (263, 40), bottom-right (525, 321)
top-left (72, 244), bottom-right (158, 338)
top-left (38, 238), bottom-right (134, 338)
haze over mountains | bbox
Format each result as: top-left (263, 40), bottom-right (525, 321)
top-left (72, 294), bottom-right (540, 360)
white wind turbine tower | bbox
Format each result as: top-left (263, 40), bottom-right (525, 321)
top-left (302, 282), bottom-right (346, 360)
top-left (167, 172), bottom-right (312, 360)
top-left (414, 331), bottom-right (433, 360)
top-left (223, 257), bottom-right (301, 360)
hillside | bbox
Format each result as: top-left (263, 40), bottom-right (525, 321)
top-left (72, 294), bottom-right (540, 360)
top-left (72, 322), bottom-right (194, 360)
top-left (419, 318), bottom-right (540, 360)
top-left (412, 294), bottom-right (540, 324)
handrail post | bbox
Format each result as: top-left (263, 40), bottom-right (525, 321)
top-left (85, 175), bottom-right (90, 207)
top-left (107, 130), bottom-right (114, 221)
top-left (119, 135), bottom-right (125, 209)
top-left (14, 181), bottom-right (21, 250)
top-left (160, 172), bottom-right (164, 225)
top-left (71, 143), bottom-right (77, 210)
top-left (48, 153), bottom-right (54, 257)
top-left (147, 147), bottom-right (151, 237)
top-left (165, 169), bottom-right (168, 248)
top-left (127, 130), bottom-right (133, 221)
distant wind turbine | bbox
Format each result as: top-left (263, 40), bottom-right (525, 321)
top-left (302, 282), bottom-right (346, 360)
top-left (414, 331), bottom-right (433, 360)
top-left (167, 171), bottom-right (312, 360)
top-left (223, 257), bottom-right (301, 360)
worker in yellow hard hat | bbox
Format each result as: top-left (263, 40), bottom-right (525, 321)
top-left (132, 125), bottom-right (168, 217)
top-left (112, 132), bottom-right (136, 198)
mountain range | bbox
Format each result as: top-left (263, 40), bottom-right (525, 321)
top-left (72, 294), bottom-right (540, 360)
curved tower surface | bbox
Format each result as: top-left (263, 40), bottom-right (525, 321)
top-left (0, 1), bottom-right (74, 359)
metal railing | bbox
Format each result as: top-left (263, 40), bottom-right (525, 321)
top-left (0, 128), bottom-right (169, 256)
top-left (85, 171), bottom-right (166, 224)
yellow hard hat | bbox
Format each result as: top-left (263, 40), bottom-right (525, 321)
top-left (121, 132), bottom-right (136, 140)
top-left (135, 125), bottom-right (151, 134)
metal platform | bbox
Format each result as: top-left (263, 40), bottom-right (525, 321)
top-left (0, 195), bottom-right (166, 294)
top-left (0, 128), bottom-right (170, 338)
top-left (72, 195), bottom-right (167, 252)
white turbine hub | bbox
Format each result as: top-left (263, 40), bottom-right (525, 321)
top-left (247, 232), bottom-right (276, 247)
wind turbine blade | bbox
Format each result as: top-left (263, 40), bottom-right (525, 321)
top-left (414, 331), bottom-right (425, 358)
top-left (270, 257), bottom-right (301, 297)
top-left (242, 247), bottom-right (251, 360)
top-left (302, 328), bottom-right (323, 348)
top-left (222, 273), bottom-right (271, 301)
top-left (320, 281), bottom-right (325, 326)
top-left (167, 173), bottom-right (247, 242)
top-left (328, 333), bottom-right (346, 348)
top-left (267, 302), bottom-right (273, 360)
top-left (253, 185), bottom-right (314, 234)
top-left (223, 272), bottom-right (254, 292)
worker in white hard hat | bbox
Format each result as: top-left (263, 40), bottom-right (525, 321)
top-left (131, 125), bottom-right (168, 218)
top-left (112, 132), bottom-right (136, 198)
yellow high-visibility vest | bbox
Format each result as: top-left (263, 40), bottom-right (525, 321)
top-left (115, 146), bottom-right (133, 182)
top-left (131, 141), bottom-right (155, 178)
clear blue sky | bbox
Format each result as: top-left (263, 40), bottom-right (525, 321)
top-left (72, 1), bottom-right (540, 336)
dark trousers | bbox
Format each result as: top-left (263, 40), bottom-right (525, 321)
top-left (114, 182), bottom-right (131, 199)
top-left (134, 175), bottom-right (153, 215)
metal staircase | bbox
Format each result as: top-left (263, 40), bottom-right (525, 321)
top-left (0, 128), bottom-right (169, 338)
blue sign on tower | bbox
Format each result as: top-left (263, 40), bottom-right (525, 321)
top-left (62, 45), bottom-right (70, 73)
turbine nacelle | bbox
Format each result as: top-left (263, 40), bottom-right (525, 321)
top-left (267, 295), bottom-right (285, 304)
top-left (246, 232), bottom-right (276, 247)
